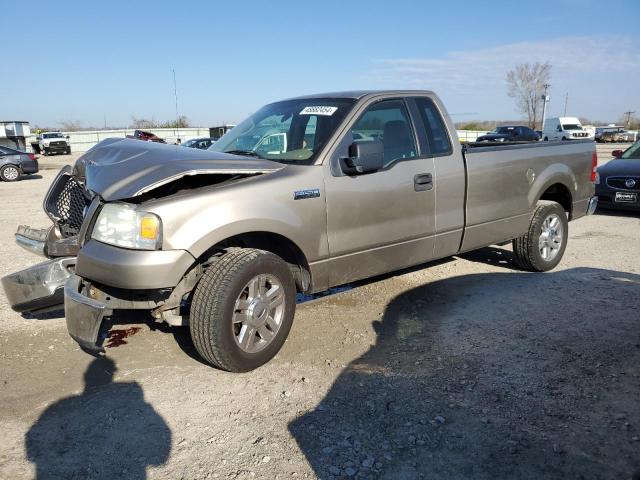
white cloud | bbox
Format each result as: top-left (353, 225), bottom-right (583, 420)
top-left (365, 36), bottom-right (640, 121)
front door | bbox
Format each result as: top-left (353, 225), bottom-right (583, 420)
top-left (324, 98), bottom-right (436, 287)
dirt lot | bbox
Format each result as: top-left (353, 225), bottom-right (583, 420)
top-left (1, 150), bottom-right (639, 480)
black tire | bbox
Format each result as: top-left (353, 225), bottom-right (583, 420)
top-left (190, 248), bottom-right (296, 372)
top-left (543, 137), bottom-right (548, 141)
top-left (0, 164), bottom-right (20, 182)
top-left (512, 201), bottom-right (568, 272)
top-left (65, 148), bottom-right (71, 155)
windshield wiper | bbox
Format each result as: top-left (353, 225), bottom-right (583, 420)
top-left (225, 149), bottom-right (264, 159)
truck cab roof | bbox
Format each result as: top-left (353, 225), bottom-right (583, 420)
top-left (284, 90), bottom-right (436, 101)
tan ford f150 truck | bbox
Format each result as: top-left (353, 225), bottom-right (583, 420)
top-left (2, 91), bottom-right (598, 371)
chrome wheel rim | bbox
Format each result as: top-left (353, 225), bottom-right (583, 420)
top-left (3, 166), bottom-right (19, 181)
top-left (539, 213), bottom-right (563, 262)
top-left (233, 274), bottom-right (285, 353)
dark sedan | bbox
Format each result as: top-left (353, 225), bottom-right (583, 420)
top-left (0, 146), bottom-right (39, 182)
top-left (476, 125), bottom-right (540, 143)
top-left (595, 140), bottom-right (640, 211)
top-left (181, 137), bottom-right (216, 149)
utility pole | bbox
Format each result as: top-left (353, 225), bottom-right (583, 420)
top-left (623, 111), bottom-right (635, 129)
top-left (563, 92), bottom-right (568, 116)
top-left (541, 84), bottom-right (551, 131)
top-left (172, 68), bottom-right (179, 140)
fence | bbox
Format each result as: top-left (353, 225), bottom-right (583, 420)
top-left (26, 128), bottom-right (491, 153)
top-left (27, 127), bottom-right (212, 153)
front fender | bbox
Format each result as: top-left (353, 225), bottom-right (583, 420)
top-left (145, 166), bottom-right (328, 266)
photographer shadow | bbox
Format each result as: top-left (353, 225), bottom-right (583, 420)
top-left (25, 357), bottom-right (171, 479)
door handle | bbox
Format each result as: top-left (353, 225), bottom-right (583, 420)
top-left (414, 173), bottom-right (433, 191)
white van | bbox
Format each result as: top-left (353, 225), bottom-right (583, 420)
top-left (542, 117), bottom-right (592, 141)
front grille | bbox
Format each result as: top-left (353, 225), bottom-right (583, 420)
top-left (606, 177), bottom-right (640, 191)
top-left (50, 141), bottom-right (66, 148)
top-left (45, 174), bottom-right (91, 237)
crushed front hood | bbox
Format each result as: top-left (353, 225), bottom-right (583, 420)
top-left (75, 138), bottom-right (285, 201)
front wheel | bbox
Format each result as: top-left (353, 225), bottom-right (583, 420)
top-left (0, 164), bottom-right (20, 182)
top-left (512, 201), bottom-right (568, 272)
top-left (190, 248), bottom-right (296, 372)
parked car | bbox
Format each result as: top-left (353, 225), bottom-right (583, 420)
top-left (181, 137), bottom-right (216, 150)
top-left (2, 90), bottom-right (597, 372)
top-left (595, 140), bottom-right (640, 211)
top-left (476, 125), bottom-right (540, 142)
top-left (595, 126), bottom-right (630, 143)
top-left (542, 117), bottom-right (592, 141)
top-left (0, 146), bottom-right (39, 181)
top-left (37, 132), bottom-right (71, 155)
top-left (126, 129), bottom-right (166, 143)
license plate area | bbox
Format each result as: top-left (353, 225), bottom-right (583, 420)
top-left (615, 192), bottom-right (638, 203)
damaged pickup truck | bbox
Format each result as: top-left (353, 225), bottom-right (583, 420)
top-left (2, 90), bottom-right (598, 371)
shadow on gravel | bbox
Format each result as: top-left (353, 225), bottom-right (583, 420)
top-left (21, 307), bottom-right (65, 320)
top-left (25, 357), bottom-right (171, 479)
top-left (289, 267), bottom-right (640, 480)
top-left (594, 208), bottom-right (640, 218)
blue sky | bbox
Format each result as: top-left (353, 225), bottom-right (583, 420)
top-left (3, 0), bottom-right (639, 127)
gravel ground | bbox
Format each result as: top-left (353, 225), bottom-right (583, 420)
top-left (0, 151), bottom-right (639, 480)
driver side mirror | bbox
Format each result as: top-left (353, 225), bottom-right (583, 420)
top-left (341, 140), bottom-right (384, 175)
top-left (612, 149), bottom-right (623, 158)
top-left (66, 135), bottom-right (70, 139)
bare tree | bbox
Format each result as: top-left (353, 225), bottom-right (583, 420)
top-left (131, 116), bottom-right (159, 129)
top-left (506, 62), bottom-right (551, 129)
top-left (59, 120), bottom-right (83, 131)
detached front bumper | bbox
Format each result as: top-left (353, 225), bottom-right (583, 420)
top-left (64, 274), bottom-right (111, 352)
top-left (1, 257), bottom-right (75, 312)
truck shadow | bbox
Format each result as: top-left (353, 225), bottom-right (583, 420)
top-left (25, 356), bottom-right (171, 479)
top-left (289, 267), bottom-right (640, 479)
top-left (456, 245), bottom-right (519, 270)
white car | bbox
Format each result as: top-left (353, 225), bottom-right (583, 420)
top-left (38, 132), bottom-right (71, 155)
top-left (542, 117), bottom-right (592, 141)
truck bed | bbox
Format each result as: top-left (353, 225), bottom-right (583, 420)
top-left (459, 139), bottom-right (595, 252)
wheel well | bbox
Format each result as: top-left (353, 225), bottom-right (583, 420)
top-left (203, 232), bottom-right (312, 293)
top-left (539, 183), bottom-right (572, 219)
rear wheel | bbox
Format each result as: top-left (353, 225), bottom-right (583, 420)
top-left (512, 201), bottom-right (568, 272)
top-left (190, 248), bottom-right (296, 372)
top-left (0, 164), bottom-right (20, 182)
top-left (543, 137), bottom-right (548, 141)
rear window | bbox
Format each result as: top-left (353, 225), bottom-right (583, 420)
top-left (413, 97), bottom-right (452, 155)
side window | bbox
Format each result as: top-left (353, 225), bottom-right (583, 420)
top-left (414, 97), bottom-right (452, 155)
top-left (350, 99), bottom-right (416, 167)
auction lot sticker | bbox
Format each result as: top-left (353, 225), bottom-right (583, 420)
top-left (300, 106), bottom-right (338, 116)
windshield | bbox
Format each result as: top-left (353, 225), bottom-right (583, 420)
top-left (562, 124), bottom-right (583, 130)
top-left (621, 140), bottom-right (640, 159)
top-left (43, 133), bottom-right (64, 138)
top-left (209, 98), bottom-right (355, 164)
